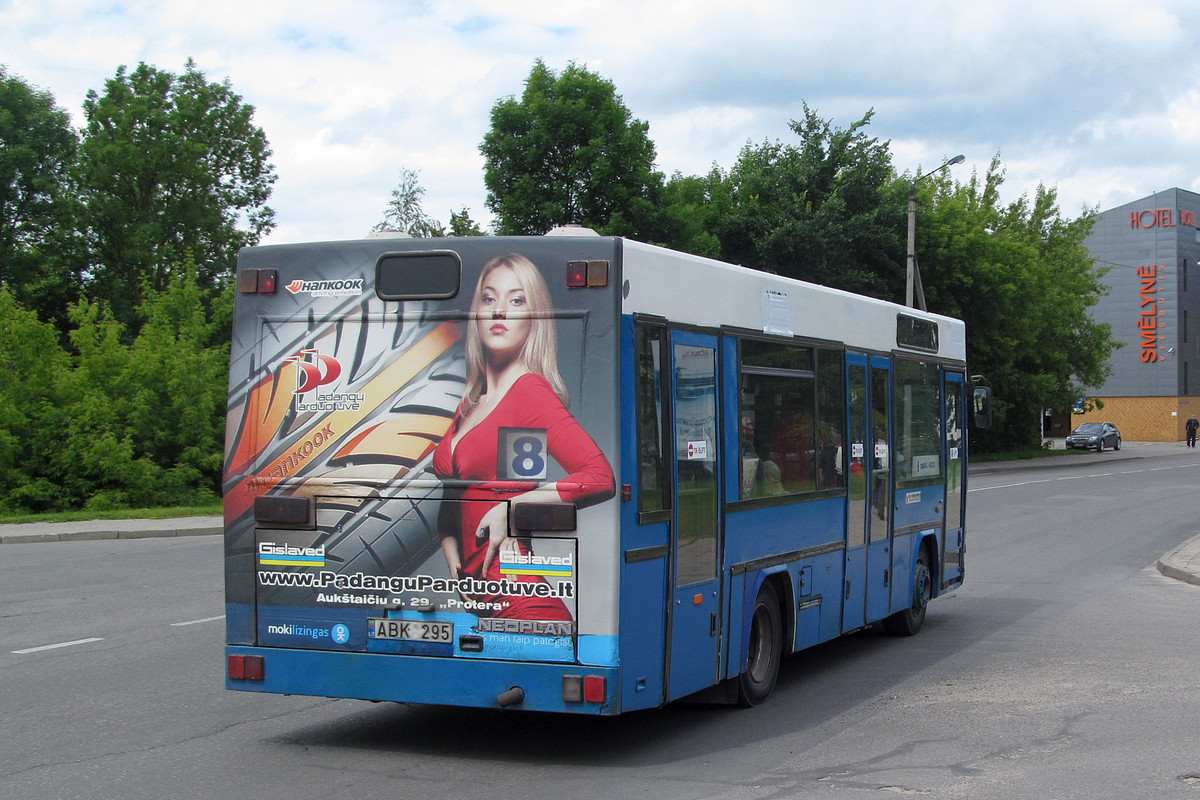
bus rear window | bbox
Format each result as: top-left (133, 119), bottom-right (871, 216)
top-left (376, 251), bottom-right (461, 300)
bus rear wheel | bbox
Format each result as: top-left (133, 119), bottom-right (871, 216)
top-left (883, 547), bottom-right (931, 636)
top-left (738, 581), bottom-right (783, 707)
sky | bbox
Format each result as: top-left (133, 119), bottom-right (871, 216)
top-left (4, 0), bottom-right (1199, 246)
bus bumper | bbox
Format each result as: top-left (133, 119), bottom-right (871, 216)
top-left (225, 645), bottom-right (620, 715)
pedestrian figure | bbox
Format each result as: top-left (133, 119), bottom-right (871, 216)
top-left (1187, 416), bottom-right (1199, 448)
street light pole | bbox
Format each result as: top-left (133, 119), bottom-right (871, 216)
top-left (906, 154), bottom-right (964, 310)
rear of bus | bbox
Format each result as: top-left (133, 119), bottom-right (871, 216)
top-left (223, 235), bottom-right (624, 714)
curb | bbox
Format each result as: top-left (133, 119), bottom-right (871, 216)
top-left (1157, 538), bottom-right (1200, 588)
top-left (0, 519), bottom-right (222, 545)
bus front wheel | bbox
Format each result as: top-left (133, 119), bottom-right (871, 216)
top-left (738, 581), bottom-right (783, 707)
top-left (883, 547), bottom-right (931, 637)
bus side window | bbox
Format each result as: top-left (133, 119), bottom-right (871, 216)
top-left (816, 348), bottom-right (845, 489)
top-left (635, 323), bottom-right (670, 514)
top-left (895, 358), bottom-right (943, 484)
top-left (740, 339), bottom-right (817, 498)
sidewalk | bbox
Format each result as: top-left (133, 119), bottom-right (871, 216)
top-left (0, 515), bottom-right (221, 544)
top-left (3, 443), bottom-right (1200, 588)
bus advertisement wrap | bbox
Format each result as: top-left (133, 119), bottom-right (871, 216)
top-left (225, 242), bottom-right (619, 666)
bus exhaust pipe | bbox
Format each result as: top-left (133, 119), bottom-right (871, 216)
top-left (497, 687), bottom-right (525, 708)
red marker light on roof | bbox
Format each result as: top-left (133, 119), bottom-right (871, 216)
top-left (566, 260), bottom-right (588, 288)
top-left (257, 268), bottom-right (278, 294)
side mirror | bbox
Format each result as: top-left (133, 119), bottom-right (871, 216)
top-left (972, 386), bottom-right (992, 430)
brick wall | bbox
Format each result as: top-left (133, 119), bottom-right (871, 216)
top-left (1072, 396), bottom-right (1200, 442)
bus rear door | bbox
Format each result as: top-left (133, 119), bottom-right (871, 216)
top-left (667, 330), bottom-right (722, 699)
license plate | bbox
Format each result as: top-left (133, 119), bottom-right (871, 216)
top-left (368, 617), bottom-right (453, 643)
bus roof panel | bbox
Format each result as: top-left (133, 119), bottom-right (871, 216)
top-left (619, 239), bottom-right (966, 362)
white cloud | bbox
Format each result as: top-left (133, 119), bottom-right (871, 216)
top-left (5, 0), bottom-right (1200, 245)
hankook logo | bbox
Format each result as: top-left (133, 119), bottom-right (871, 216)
top-left (285, 278), bottom-right (364, 297)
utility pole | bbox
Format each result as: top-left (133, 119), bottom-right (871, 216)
top-left (907, 154), bottom-right (964, 310)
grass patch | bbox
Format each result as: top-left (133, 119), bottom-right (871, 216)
top-left (0, 505), bottom-right (222, 526)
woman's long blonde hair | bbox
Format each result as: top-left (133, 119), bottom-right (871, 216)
top-left (463, 253), bottom-right (568, 408)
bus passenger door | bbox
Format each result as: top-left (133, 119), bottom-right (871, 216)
top-left (942, 372), bottom-right (966, 587)
top-left (865, 358), bottom-right (893, 623)
top-left (666, 331), bottom-right (722, 700)
top-left (843, 355), bottom-right (869, 631)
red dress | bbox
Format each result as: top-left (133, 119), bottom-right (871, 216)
top-left (433, 373), bottom-right (615, 620)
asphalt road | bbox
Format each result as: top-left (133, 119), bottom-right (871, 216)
top-left (4, 443), bottom-right (1200, 799)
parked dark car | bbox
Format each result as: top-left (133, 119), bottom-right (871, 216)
top-left (1065, 421), bottom-right (1122, 451)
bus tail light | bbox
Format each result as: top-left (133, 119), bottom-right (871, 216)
top-left (562, 675), bottom-right (607, 704)
top-left (228, 654), bottom-right (265, 681)
top-left (584, 676), bottom-right (606, 703)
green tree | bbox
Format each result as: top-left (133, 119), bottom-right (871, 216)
top-left (76, 59), bottom-right (275, 328)
top-left (0, 67), bottom-right (83, 327)
top-left (41, 294), bottom-right (139, 509)
top-left (914, 155), bottom-right (1115, 450)
top-left (373, 167), bottom-right (444, 237)
top-left (717, 105), bottom-right (907, 298)
top-left (0, 287), bottom-right (71, 511)
top-left (122, 261), bottom-right (229, 503)
top-left (0, 257), bottom-right (231, 513)
top-left (447, 207), bottom-right (485, 236)
top-left (481, 60), bottom-right (663, 238)
top-left (658, 167), bottom-right (729, 258)
top-left (29, 262), bottom-right (229, 511)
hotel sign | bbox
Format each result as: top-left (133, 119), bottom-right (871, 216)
top-left (1136, 264), bottom-right (1165, 363)
top-left (1130, 208), bottom-right (1197, 228)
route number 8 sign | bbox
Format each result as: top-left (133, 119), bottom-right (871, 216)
top-left (497, 428), bottom-right (549, 480)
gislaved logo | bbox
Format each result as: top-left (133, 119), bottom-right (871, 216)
top-left (258, 541), bottom-right (326, 568)
top-left (498, 551), bottom-right (574, 577)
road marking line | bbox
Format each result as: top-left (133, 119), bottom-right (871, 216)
top-left (171, 615), bottom-right (225, 627)
top-left (13, 637), bottom-right (104, 654)
top-left (969, 479), bottom-right (1052, 492)
top-left (972, 460), bottom-right (1200, 492)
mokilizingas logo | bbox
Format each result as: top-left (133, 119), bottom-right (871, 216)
top-left (286, 350), bottom-right (364, 412)
top-left (285, 278), bottom-right (364, 298)
top-left (264, 621), bottom-right (351, 643)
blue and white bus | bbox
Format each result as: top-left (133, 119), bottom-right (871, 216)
top-left (224, 230), bottom-right (989, 714)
